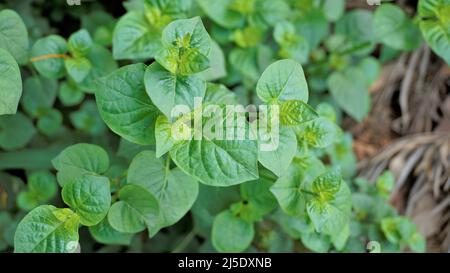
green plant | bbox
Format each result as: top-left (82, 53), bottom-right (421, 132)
top-left (346, 172), bottom-right (426, 253)
top-left (0, 0), bottom-right (439, 253)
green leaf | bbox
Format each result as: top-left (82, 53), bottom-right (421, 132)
top-left (273, 209), bottom-right (312, 239)
top-left (301, 232), bottom-right (331, 253)
top-left (409, 232), bottom-right (426, 253)
top-left (381, 217), bottom-right (418, 244)
top-left (418, 0), bottom-right (450, 65)
top-left (89, 218), bottom-right (133, 246)
top-left (327, 133), bottom-right (356, 178)
top-left (59, 81), bottom-right (85, 106)
top-left (0, 112), bottom-right (35, 150)
top-left (316, 102), bottom-right (337, 122)
top-left (95, 63), bottom-right (160, 145)
top-left (380, 44), bottom-right (402, 63)
top-left (260, 228), bottom-right (293, 252)
top-left (310, 169), bottom-right (341, 196)
top-left (170, 106), bottom-right (259, 186)
top-left (196, 0), bottom-right (244, 28)
top-left (81, 10), bottom-right (115, 46)
top-left (321, 0), bottom-right (345, 22)
top-left (233, 25), bottom-right (264, 48)
top-left (107, 184), bottom-right (160, 233)
top-left (296, 117), bottom-right (341, 148)
top-left (280, 100), bottom-right (318, 126)
top-left (229, 48), bottom-right (259, 82)
top-left (274, 21), bottom-right (296, 44)
top-left (0, 173), bottom-right (25, 210)
top-left (18, 171), bottom-right (57, 211)
top-left (294, 8), bottom-right (329, 50)
top-left (358, 57), bottom-right (381, 85)
top-left (17, 192), bottom-right (40, 211)
top-left (274, 22), bottom-right (310, 64)
top-left (144, 62), bottom-right (206, 119)
top-left (270, 156), bottom-right (325, 216)
top-left (376, 171), bottom-right (395, 197)
top-left (229, 200), bottom-right (262, 223)
top-left (127, 151), bottom-right (198, 236)
top-left (248, 0), bottom-right (289, 28)
top-left (116, 138), bottom-right (153, 161)
top-left (204, 83), bottom-right (238, 105)
top-left (30, 35), bottom-right (68, 79)
top-left (352, 193), bottom-right (374, 220)
top-left (373, 4), bottom-right (421, 51)
top-left (259, 44), bottom-right (277, 74)
top-left (112, 11), bottom-right (162, 60)
top-left (0, 212), bottom-right (13, 250)
top-left (306, 171), bottom-right (352, 237)
top-left (258, 44), bottom-right (275, 72)
top-left (114, 0), bottom-right (192, 59)
top-left (327, 67), bottom-right (371, 122)
top-left (259, 126), bottom-right (297, 177)
top-left (154, 115), bottom-right (178, 158)
top-left (418, 0), bottom-right (449, 17)
top-left (256, 59), bottom-right (308, 103)
top-left (52, 143), bottom-right (110, 187)
top-left (258, 44), bottom-right (275, 73)
top-left (62, 174), bottom-right (111, 226)
top-left (68, 29), bottom-right (93, 57)
top-left (0, 48), bottom-right (22, 115)
top-left (240, 169), bottom-right (278, 215)
top-left (21, 76), bottom-right (57, 117)
top-left (0, 145), bottom-right (66, 171)
top-left (77, 44), bottom-right (118, 93)
top-left (0, 9), bottom-right (29, 64)
top-left (212, 210), bottom-right (254, 253)
top-left (156, 17), bottom-right (211, 75)
top-left (64, 57), bottom-right (92, 83)
top-left (14, 205), bottom-right (80, 253)
top-left (372, 197), bottom-right (396, 222)
top-left (331, 223), bottom-right (350, 251)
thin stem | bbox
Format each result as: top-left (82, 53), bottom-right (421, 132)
top-left (171, 229), bottom-right (196, 253)
top-left (30, 54), bottom-right (69, 62)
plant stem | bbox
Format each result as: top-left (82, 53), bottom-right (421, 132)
top-left (300, 189), bottom-right (318, 197)
top-left (171, 229), bottom-right (196, 253)
top-left (30, 54), bottom-right (69, 62)
top-left (162, 155), bottom-right (171, 189)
